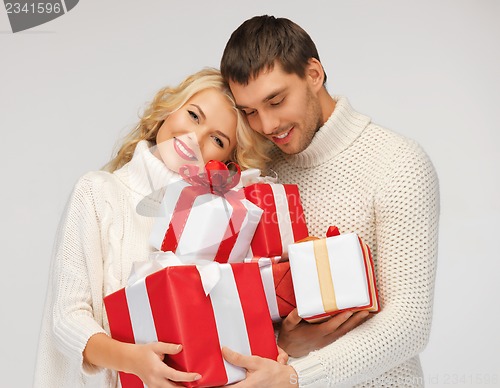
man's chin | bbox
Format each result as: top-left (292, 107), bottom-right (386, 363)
top-left (275, 143), bottom-right (301, 155)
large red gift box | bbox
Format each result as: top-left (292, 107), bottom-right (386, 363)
top-left (104, 261), bottom-right (278, 387)
top-left (244, 183), bottom-right (308, 258)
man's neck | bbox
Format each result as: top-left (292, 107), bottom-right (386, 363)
top-left (319, 87), bottom-right (336, 125)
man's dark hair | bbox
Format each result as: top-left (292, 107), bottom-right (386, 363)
top-left (221, 15), bottom-right (327, 85)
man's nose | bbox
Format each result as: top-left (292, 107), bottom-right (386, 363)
top-left (258, 111), bottom-right (279, 135)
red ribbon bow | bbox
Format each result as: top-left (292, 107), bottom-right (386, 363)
top-left (179, 160), bottom-right (241, 195)
top-left (161, 160), bottom-right (246, 263)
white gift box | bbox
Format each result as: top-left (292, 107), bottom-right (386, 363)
top-left (288, 233), bottom-right (379, 322)
top-left (150, 178), bottom-right (263, 263)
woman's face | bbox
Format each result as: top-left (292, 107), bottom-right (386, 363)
top-left (156, 88), bottom-right (237, 173)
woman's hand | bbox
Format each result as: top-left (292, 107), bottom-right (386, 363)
top-left (83, 334), bottom-right (201, 387)
top-left (126, 342), bottom-right (201, 387)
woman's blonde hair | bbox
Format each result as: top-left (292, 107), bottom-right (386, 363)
top-left (104, 68), bottom-right (271, 172)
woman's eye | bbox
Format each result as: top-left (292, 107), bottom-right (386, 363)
top-left (213, 136), bottom-right (224, 148)
top-left (188, 110), bottom-right (199, 122)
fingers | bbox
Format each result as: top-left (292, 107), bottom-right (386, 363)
top-left (289, 311), bottom-right (355, 337)
top-left (155, 342), bottom-right (183, 355)
top-left (341, 311), bottom-right (370, 329)
top-left (324, 311), bottom-right (370, 341)
top-left (281, 309), bottom-right (302, 331)
top-left (222, 347), bottom-right (259, 370)
top-left (276, 346), bottom-right (289, 365)
top-left (321, 311), bottom-right (355, 331)
top-left (166, 368), bottom-right (202, 383)
top-left (154, 343), bottom-right (202, 382)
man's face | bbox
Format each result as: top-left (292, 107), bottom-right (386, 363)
top-left (229, 62), bottom-right (323, 155)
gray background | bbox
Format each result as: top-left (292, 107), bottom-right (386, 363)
top-left (1, 0), bottom-right (499, 386)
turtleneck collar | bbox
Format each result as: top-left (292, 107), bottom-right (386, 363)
top-left (283, 96), bottom-right (371, 168)
top-left (114, 140), bottom-right (178, 198)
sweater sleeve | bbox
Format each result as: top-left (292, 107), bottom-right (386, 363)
top-left (290, 141), bottom-right (440, 387)
top-left (51, 173), bottom-right (110, 375)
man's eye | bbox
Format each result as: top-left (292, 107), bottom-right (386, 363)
top-left (243, 110), bottom-right (256, 117)
top-left (270, 97), bottom-right (284, 106)
top-left (188, 110), bottom-right (199, 122)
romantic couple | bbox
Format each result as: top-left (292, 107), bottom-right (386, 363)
top-left (34, 15), bottom-right (439, 388)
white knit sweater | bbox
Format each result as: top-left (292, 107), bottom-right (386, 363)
top-left (275, 96), bottom-right (440, 387)
top-left (34, 141), bottom-right (177, 387)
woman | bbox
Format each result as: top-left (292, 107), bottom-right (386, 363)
top-left (34, 68), bottom-right (270, 387)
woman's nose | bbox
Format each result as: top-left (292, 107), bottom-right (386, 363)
top-left (193, 129), bottom-right (208, 155)
top-left (186, 132), bottom-right (196, 142)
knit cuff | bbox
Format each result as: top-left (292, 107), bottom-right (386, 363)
top-left (81, 331), bottom-right (108, 376)
top-left (290, 354), bottom-right (329, 387)
top-left (53, 313), bottom-right (108, 376)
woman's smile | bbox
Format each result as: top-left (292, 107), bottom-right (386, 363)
top-left (173, 137), bottom-right (198, 161)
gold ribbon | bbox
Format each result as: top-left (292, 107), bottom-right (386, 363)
top-left (313, 239), bottom-right (338, 312)
top-left (360, 240), bottom-right (379, 312)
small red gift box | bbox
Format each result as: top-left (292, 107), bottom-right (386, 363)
top-left (150, 161), bottom-right (263, 263)
top-left (250, 258), bottom-right (296, 321)
top-left (244, 183), bottom-right (308, 258)
top-left (104, 259), bottom-right (278, 387)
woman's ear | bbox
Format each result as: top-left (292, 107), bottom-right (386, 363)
top-left (226, 149), bottom-right (237, 165)
top-left (306, 58), bottom-right (326, 92)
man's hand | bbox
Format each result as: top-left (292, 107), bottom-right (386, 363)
top-left (278, 309), bottom-right (371, 357)
top-left (277, 346), bottom-right (289, 365)
top-left (222, 347), bottom-right (298, 387)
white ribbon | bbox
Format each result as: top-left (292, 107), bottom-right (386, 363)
top-left (127, 251), bottom-right (181, 286)
top-left (251, 258), bottom-right (281, 321)
top-left (239, 168), bottom-right (278, 187)
top-left (209, 265), bottom-right (250, 383)
top-left (128, 251), bottom-right (223, 295)
top-left (270, 184), bottom-right (295, 255)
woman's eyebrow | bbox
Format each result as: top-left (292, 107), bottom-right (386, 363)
top-left (215, 130), bottom-right (231, 145)
top-left (189, 104), bottom-right (206, 120)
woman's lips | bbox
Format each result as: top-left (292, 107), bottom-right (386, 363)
top-left (173, 137), bottom-right (198, 161)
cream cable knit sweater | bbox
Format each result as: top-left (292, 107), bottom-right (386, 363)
top-left (277, 96), bottom-right (440, 387)
top-left (34, 141), bottom-right (177, 387)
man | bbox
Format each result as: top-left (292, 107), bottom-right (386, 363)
top-left (220, 15), bottom-right (439, 387)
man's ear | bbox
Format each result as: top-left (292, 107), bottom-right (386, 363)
top-left (306, 58), bottom-right (326, 92)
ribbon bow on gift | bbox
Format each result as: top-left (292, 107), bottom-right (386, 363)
top-left (161, 160), bottom-right (248, 263)
top-left (179, 160), bottom-right (241, 195)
